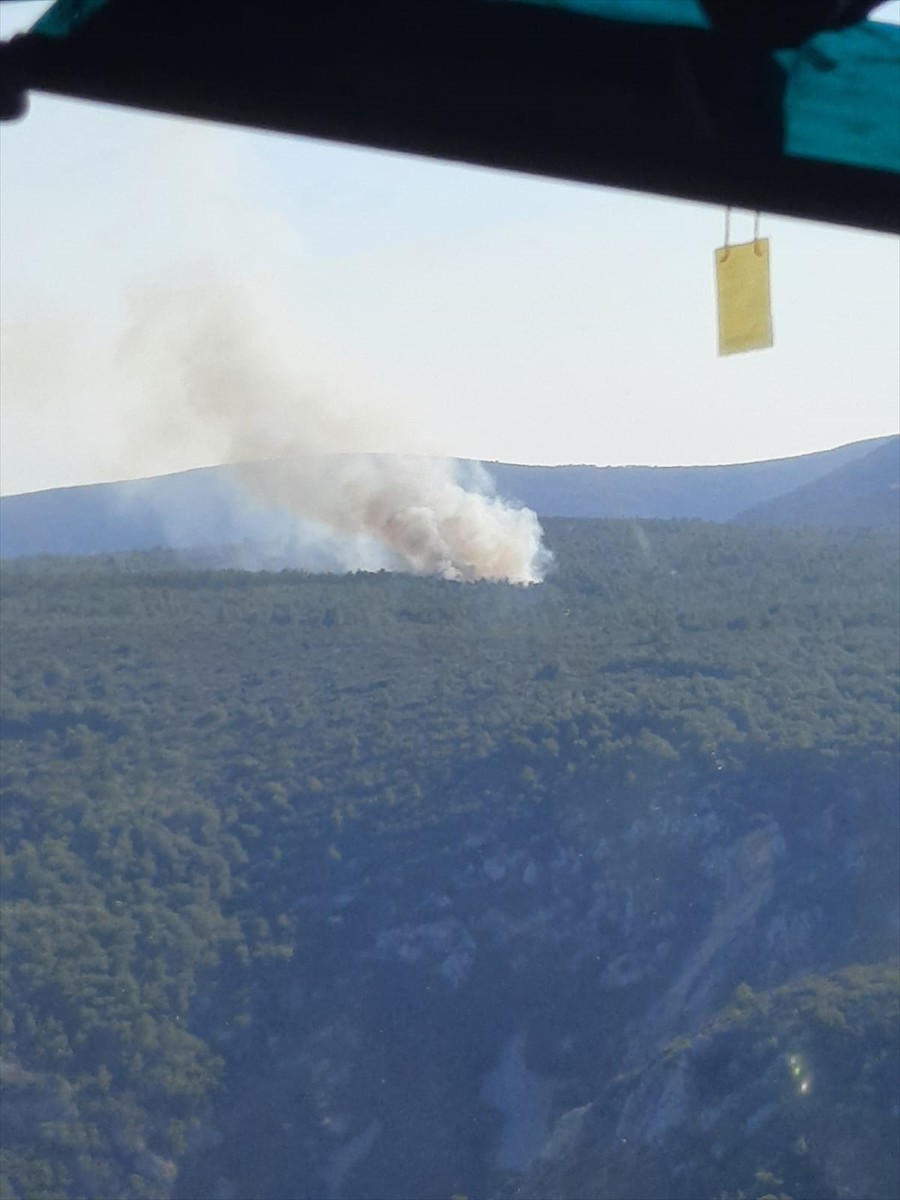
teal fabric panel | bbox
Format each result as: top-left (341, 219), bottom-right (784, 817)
top-left (31, 0), bottom-right (711, 37)
top-left (32, 0), bottom-right (111, 38)
top-left (781, 23), bottom-right (900, 173)
top-left (496, 0), bottom-right (709, 28)
top-left (505, 0), bottom-right (900, 173)
top-left (28, 0), bottom-right (900, 174)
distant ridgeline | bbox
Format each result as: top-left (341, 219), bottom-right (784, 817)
top-left (0, 435), bottom-right (896, 560)
top-left (1, 516), bottom-right (897, 1200)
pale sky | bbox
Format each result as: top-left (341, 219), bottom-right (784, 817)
top-left (1, 1), bottom-right (898, 496)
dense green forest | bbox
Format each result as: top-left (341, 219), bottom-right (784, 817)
top-left (1, 518), bottom-right (897, 1200)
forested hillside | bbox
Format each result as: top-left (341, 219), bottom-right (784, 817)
top-left (1, 518), bottom-right (897, 1200)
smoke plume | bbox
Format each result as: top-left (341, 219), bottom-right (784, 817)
top-left (113, 277), bottom-right (551, 584)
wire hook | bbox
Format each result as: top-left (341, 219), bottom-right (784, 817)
top-left (722, 208), bottom-right (762, 257)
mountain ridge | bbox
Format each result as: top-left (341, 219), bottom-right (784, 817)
top-left (0, 435), bottom-right (895, 559)
top-left (731, 437), bottom-right (900, 529)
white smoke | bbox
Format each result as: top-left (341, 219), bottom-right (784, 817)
top-left (112, 276), bottom-right (551, 584)
top-left (2, 115), bottom-right (550, 581)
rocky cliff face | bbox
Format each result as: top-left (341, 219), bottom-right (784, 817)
top-left (174, 753), bottom-right (899, 1200)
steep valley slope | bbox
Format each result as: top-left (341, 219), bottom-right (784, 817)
top-left (0, 519), bottom-right (897, 1200)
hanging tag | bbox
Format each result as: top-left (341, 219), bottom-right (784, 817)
top-left (715, 237), bottom-right (773, 356)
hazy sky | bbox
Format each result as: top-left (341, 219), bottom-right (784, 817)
top-left (1, 1), bottom-right (898, 496)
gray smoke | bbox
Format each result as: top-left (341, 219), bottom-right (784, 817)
top-left (114, 278), bottom-right (552, 584)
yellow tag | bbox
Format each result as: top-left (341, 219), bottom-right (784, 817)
top-left (715, 239), bottom-right (773, 356)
